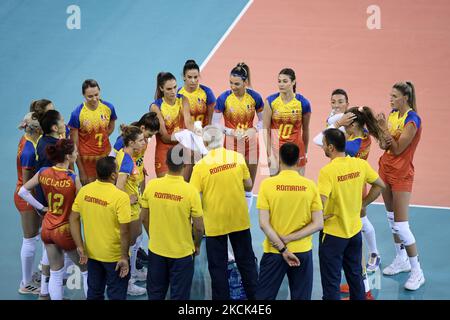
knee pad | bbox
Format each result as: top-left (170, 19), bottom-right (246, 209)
top-left (392, 221), bottom-right (416, 246)
top-left (386, 212), bottom-right (395, 233)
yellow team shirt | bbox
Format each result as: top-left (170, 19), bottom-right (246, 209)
top-left (257, 170), bottom-right (323, 253)
top-left (190, 147), bottom-right (250, 236)
top-left (318, 157), bottom-right (379, 238)
top-left (178, 84), bottom-right (216, 127)
top-left (72, 180), bottom-right (131, 262)
top-left (141, 174), bottom-right (203, 258)
top-left (116, 149), bottom-right (140, 220)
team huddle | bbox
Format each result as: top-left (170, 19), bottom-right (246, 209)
top-left (14, 59), bottom-right (424, 300)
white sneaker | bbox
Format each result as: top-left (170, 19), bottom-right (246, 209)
top-left (366, 253), bottom-right (381, 273)
top-left (133, 268), bottom-right (147, 282)
top-left (18, 281), bottom-right (40, 295)
top-left (382, 255), bottom-right (411, 276)
top-left (404, 269), bottom-right (425, 290)
top-left (127, 280), bottom-right (146, 296)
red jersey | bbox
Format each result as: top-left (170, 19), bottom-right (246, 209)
top-left (16, 135), bottom-right (37, 189)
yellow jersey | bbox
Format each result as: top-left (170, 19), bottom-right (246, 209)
top-left (72, 180), bottom-right (131, 262)
top-left (141, 174), bottom-right (203, 258)
top-left (190, 147), bottom-right (250, 236)
top-left (178, 84), bottom-right (216, 127)
top-left (116, 149), bottom-right (140, 219)
top-left (318, 157), bottom-right (379, 238)
top-left (257, 170), bottom-right (322, 253)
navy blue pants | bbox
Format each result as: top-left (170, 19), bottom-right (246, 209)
top-left (87, 258), bottom-right (130, 300)
top-left (147, 250), bottom-right (194, 300)
top-left (256, 250), bottom-right (313, 300)
top-left (319, 231), bottom-right (365, 300)
top-left (206, 228), bottom-right (258, 300)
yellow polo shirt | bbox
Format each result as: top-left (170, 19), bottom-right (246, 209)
top-left (190, 147), bottom-right (250, 236)
top-left (141, 174), bottom-right (203, 258)
top-left (257, 170), bottom-right (323, 253)
top-left (72, 180), bottom-right (131, 262)
top-left (318, 156), bottom-right (378, 238)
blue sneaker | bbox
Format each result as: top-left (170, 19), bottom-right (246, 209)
top-left (366, 253), bottom-right (381, 273)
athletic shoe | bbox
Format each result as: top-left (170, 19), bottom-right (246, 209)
top-left (38, 294), bottom-right (50, 300)
top-left (340, 283), bottom-right (349, 293)
top-left (366, 253), bottom-right (381, 273)
top-left (18, 282), bottom-right (40, 295)
top-left (404, 269), bottom-right (425, 290)
top-left (133, 267), bottom-right (147, 282)
top-left (32, 271), bottom-right (42, 284)
top-left (382, 255), bottom-right (411, 276)
top-left (127, 280), bottom-right (146, 296)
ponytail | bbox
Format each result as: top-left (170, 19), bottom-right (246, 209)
top-left (346, 106), bottom-right (383, 141)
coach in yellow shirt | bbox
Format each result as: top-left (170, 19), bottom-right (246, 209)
top-left (190, 125), bottom-right (258, 300)
top-left (70, 156), bottom-right (132, 300)
top-left (141, 146), bottom-right (204, 300)
top-left (318, 129), bottom-right (385, 300)
top-left (256, 142), bottom-right (323, 300)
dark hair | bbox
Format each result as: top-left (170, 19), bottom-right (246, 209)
top-left (323, 128), bottom-right (346, 152)
top-left (155, 72), bottom-right (176, 100)
top-left (166, 146), bottom-right (184, 172)
top-left (230, 62), bottom-right (251, 87)
top-left (346, 106), bottom-right (383, 141)
top-left (82, 79), bottom-right (100, 95)
top-left (183, 59), bottom-right (200, 76)
top-left (131, 112), bottom-right (160, 132)
top-left (96, 156), bottom-right (117, 180)
top-left (393, 81), bottom-right (417, 112)
top-left (46, 139), bottom-right (75, 164)
top-left (39, 110), bottom-right (61, 135)
top-left (279, 143), bottom-right (300, 167)
top-left (331, 89), bottom-right (349, 103)
top-left (279, 68), bottom-right (297, 92)
top-left (29, 99), bottom-right (53, 121)
top-left (120, 125), bottom-right (142, 147)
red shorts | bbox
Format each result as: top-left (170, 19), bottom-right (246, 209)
top-left (155, 142), bottom-right (173, 176)
top-left (14, 188), bottom-right (33, 212)
top-left (224, 136), bottom-right (259, 165)
top-left (41, 223), bottom-right (76, 251)
top-left (379, 166), bottom-right (413, 193)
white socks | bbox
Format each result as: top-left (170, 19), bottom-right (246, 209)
top-left (361, 216), bottom-right (378, 255)
top-left (20, 235), bottom-right (39, 285)
top-left (49, 268), bottom-right (64, 300)
top-left (409, 255), bottom-right (421, 272)
top-left (82, 271), bottom-right (88, 298)
top-left (130, 234), bottom-right (143, 277)
top-left (245, 192), bottom-right (253, 212)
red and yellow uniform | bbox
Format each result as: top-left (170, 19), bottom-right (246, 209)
top-left (379, 109), bottom-right (422, 192)
top-left (14, 136), bottom-right (37, 212)
top-left (178, 84), bottom-right (216, 127)
top-left (38, 166), bottom-right (78, 251)
top-left (68, 100), bottom-right (117, 177)
top-left (346, 131), bottom-right (372, 197)
top-left (215, 88), bottom-right (264, 162)
top-left (116, 149), bottom-right (141, 221)
top-left (267, 93), bottom-right (311, 167)
top-left (151, 94), bottom-right (184, 175)
top-left (113, 136), bottom-right (147, 184)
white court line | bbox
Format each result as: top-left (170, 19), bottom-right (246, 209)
top-left (251, 195), bottom-right (450, 210)
top-left (200, 0), bottom-right (254, 71)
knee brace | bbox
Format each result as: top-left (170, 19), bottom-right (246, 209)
top-left (386, 211), bottom-right (395, 233)
top-left (392, 221), bottom-right (416, 246)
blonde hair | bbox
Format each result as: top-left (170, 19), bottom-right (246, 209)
top-left (18, 112), bottom-right (41, 134)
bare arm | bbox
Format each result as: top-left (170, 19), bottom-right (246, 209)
top-left (302, 112), bottom-right (311, 154)
top-left (70, 129), bottom-right (87, 184)
top-left (108, 119), bottom-right (116, 136)
top-left (263, 100), bottom-right (273, 158)
top-left (141, 208), bottom-right (149, 236)
top-left (192, 216), bottom-right (204, 255)
top-left (182, 96), bottom-right (193, 131)
top-left (69, 211), bottom-right (84, 249)
top-left (259, 209), bottom-right (286, 251)
top-left (116, 174), bottom-right (138, 205)
top-left (243, 177), bottom-right (253, 192)
top-left (207, 102), bottom-right (216, 125)
top-left (150, 104), bottom-right (174, 144)
top-left (119, 223), bottom-right (131, 259)
top-left (362, 178), bottom-right (386, 207)
top-left (280, 211), bottom-right (323, 244)
top-left (387, 123), bottom-right (417, 155)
